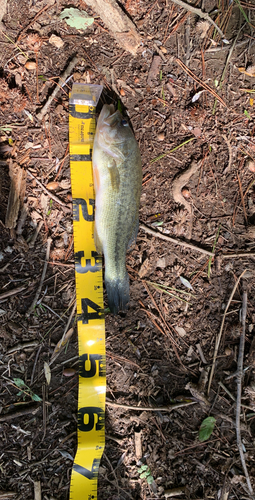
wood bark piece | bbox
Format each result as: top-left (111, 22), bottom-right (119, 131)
top-left (5, 160), bottom-right (27, 229)
top-left (85, 0), bottom-right (141, 55)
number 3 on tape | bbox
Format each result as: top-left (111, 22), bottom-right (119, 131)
top-left (69, 84), bottom-right (105, 500)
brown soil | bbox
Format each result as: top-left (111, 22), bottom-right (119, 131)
top-left (1, 1), bottom-right (255, 499)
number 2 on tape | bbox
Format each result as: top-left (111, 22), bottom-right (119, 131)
top-left (69, 84), bottom-right (105, 500)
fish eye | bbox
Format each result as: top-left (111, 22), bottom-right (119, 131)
top-left (122, 119), bottom-right (129, 126)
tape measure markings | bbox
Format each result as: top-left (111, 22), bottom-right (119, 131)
top-left (69, 84), bottom-right (105, 500)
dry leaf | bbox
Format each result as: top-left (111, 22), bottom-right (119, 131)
top-left (51, 328), bottom-right (74, 360)
top-left (40, 193), bottom-right (49, 215)
top-left (238, 65), bottom-right (255, 77)
top-left (147, 55), bottom-right (161, 86)
top-left (59, 178), bottom-right (71, 190)
top-left (139, 258), bottom-right (152, 278)
top-left (44, 362), bottom-right (51, 385)
top-left (196, 20), bottom-right (210, 39)
top-left (49, 34), bottom-right (64, 48)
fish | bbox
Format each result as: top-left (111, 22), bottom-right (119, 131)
top-left (92, 104), bottom-right (142, 314)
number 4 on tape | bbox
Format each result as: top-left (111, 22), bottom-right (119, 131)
top-left (69, 84), bottom-right (105, 500)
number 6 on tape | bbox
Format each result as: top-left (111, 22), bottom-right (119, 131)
top-left (69, 84), bottom-right (105, 500)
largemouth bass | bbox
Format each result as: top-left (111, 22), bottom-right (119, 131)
top-left (92, 104), bottom-right (142, 314)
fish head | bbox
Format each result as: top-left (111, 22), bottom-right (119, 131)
top-left (96, 104), bottom-right (133, 151)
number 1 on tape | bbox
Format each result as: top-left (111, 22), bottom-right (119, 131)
top-left (69, 84), bottom-right (105, 500)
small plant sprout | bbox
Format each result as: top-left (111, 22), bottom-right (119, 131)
top-left (13, 378), bottom-right (42, 402)
top-left (137, 464), bottom-right (154, 485)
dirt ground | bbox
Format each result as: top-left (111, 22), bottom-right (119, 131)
top-left (1, 0), bottom-right (255, 499)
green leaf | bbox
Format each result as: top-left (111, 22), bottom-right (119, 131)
top-left (147, 475), bottom-right (154, 485)
top-left (199, 416), bottom-right (216, 442)
top-left (59, 8), bottom-right (94, 30)
top-left (140, 471), bottom-right (150, 478)
top-left (17, 391), bottom-right (24, 396)
top-left (138, 465), bottom-right (148, 472)
top-left (13, 378), bottom-right (26, 388)
top-left (244, 109), bottom-right (251, 120)
top-left (31, 393), bottom-right (42, 402)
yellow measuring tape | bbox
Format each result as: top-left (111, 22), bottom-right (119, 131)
top-left (69, 84), bottom-right (105, 500)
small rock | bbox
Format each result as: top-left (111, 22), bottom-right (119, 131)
top-left (181, 188), bottom-right (191, 199)
top-left (25, 61), bottom-right (36, 70)
top-left (175, 326), bottom-right (187, 337)
top-left (63, 368), bottom-right (76, 377)
top-left (156, 257), bottom-right (166, 268)
top-left (46, 181), bottom-right (59, 191)
top-left (225, 347), bottom-right (232, 356)
top-left (157, 132), bottom-right (165, 141)
top-left (247, 160), bottom-right (255, 173)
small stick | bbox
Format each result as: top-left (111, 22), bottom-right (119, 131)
top-left (30, 345), bottom-right (42, 384)
top-left (104, 454), bottom-right (120, 498)
top-left (170, 0), bottom-right (227, 40)
top-left (207, 269), bottom-right (247, 394)
top-left (36, 56), bottom-right (79, 121)
top-left (140, 223), bottom-right (214, 257)
top-left (236, 291), bottom-right (254, 498)
top-left (0, 285), bottom-right (26, 301)
top-left (6, 341), bottom-right (39, 355)
top-left (222, 134), bottom-right (233, 174)
top-left (26, 238), bottom-right (52, 316)
top-left (27, 170), bottom-right (66, 207)
top-left (237, 172), bottom-right (248, 225)
top-left (29, 220), bottom-right (44, 248)
top-left (106, 400), bottom-right (195, 412)
top-left (0, 405), bottom-right (40, 422)
top-left (222, 252), bottom-right (255, 259)
top-left (176, 58), bottom-right (227, 107)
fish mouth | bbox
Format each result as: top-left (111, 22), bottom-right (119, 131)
top-left (99, 104), bottom-right (122, 128)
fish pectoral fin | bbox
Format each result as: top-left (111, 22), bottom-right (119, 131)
top-left (94, 224), bottom-right (103, 254)
top-left (109, 145), bottom-right (125, 161)
top-left (108, 159), bottom-right (120, 191)
top-left (127, 217), bottom-right (139, 250)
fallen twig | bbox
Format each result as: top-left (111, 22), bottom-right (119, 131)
top-left (222, 134), bottom-right (233, 174)
top-left (26, 237), bottom-right (52, 316)
top-left (176, 58), bottom-right (227, 107)
top-left (222, 252), bottom-right (255, 259)
top-left (207, 269), bottom-right (247, 395)
top-left (236, 290), bottom-right (254, 498)
top-left (0, 405), bottom-right (40, 422)
top-left (140, 223), bottom-right (214, 257)
top-left (237, 172), bottom-right (248, 225)
top-left (36, 56), bottom-right (79, 121)
top-left (106, 400), bottom-right (195, 411)
top-left (27, 170), bottom-right (66, 207)
top-left (84, 0), bottom-right (141, 55)
top-left (0, 285), bottom-right (26, 301)
top-left (170, 0), bottom-right (227, 41)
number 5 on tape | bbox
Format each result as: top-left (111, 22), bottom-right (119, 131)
top-left (69, 84), bottom-right (105, 500)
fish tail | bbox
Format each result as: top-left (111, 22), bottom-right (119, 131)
top-left (105, 273), bottom-right (129, 315)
